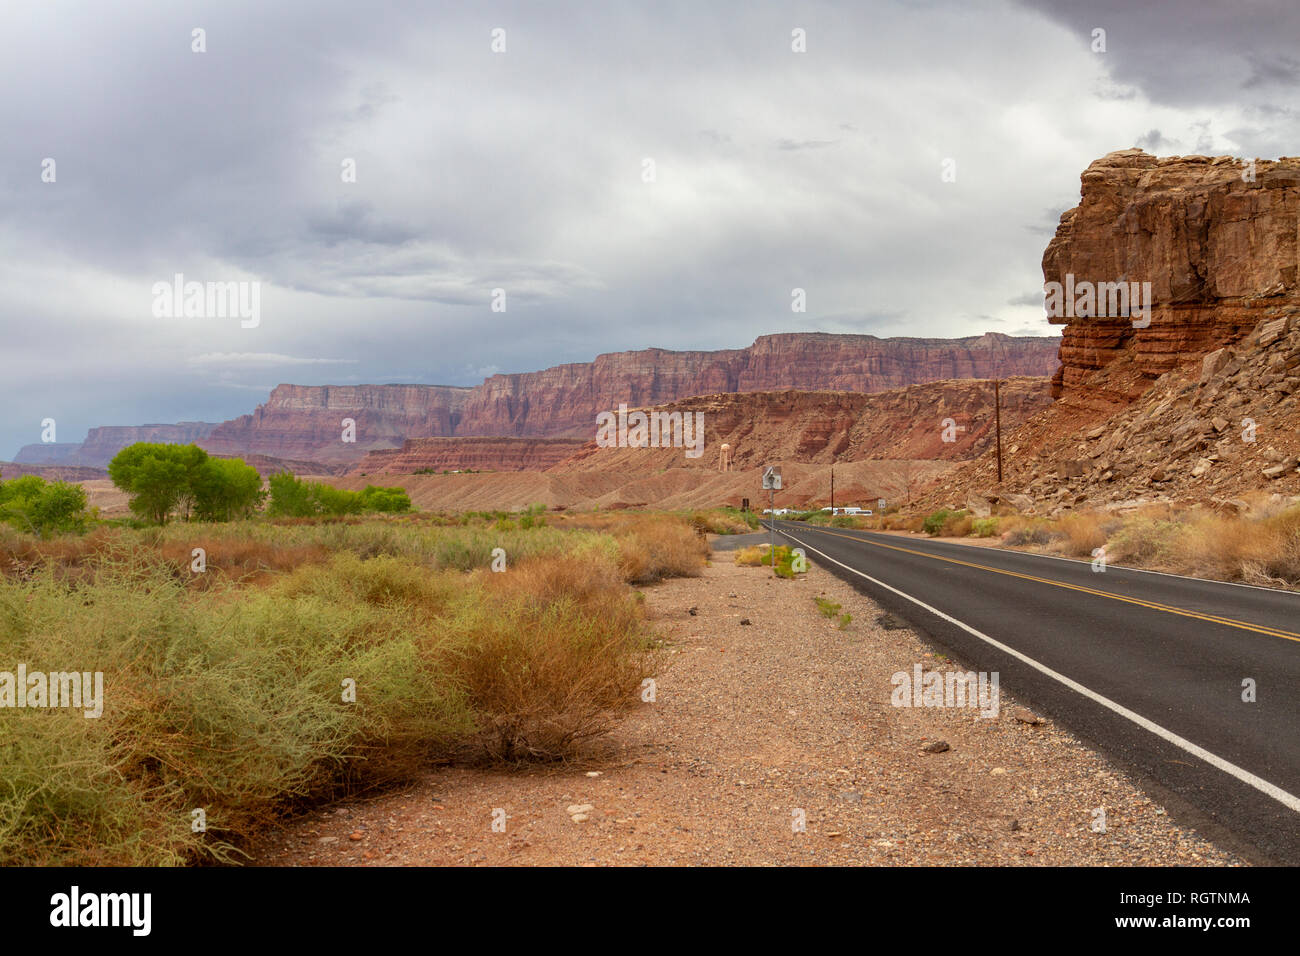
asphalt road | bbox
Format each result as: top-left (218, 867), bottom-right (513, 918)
top-left (766, 520), bottom-right (1300, 865)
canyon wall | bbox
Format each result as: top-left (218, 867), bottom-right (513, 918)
top-left (14, 422), bottom-right (219, 468)
top-left (199, 385), bottom-right (472, 464)
top-left (18, 335), bottom-right (1060, 471)
top-left (192, 332), bottom-right (1060, 464)
top-left (1045, 148), bottom-right (1300, 399)
top-left (458, 332), bottom-right (1059, 437)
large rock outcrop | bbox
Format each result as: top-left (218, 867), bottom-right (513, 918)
top-left (926, 150), bottom-right (1300, 511)
top-left (1046, 149), bottom-right (1300, 399)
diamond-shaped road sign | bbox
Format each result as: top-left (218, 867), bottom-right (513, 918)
top-left (761, 466), bottom-right (782, 490)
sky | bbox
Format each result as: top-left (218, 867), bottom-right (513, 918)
top-left (3, 0), bottom-right (1298, 457)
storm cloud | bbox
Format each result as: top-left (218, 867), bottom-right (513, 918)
top-left (3, 0), bottom-right (1297, 456)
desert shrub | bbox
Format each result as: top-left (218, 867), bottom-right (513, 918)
top-left (814, 596), bottom-right (841, 618)
top-left (971, 517), bottom-right (999, 537)
top-left (924, 509), bottom-right (969, 536)
top-left (922, 509), bottom-right (951, 536)
top-left (688, 508), bottom-right (753, 535)
top-left (0, 476), bottom-right (90, 537)
top-left (1106, 516), bottom-right (1180, 567)
top-left (267, 473), bottom-right (412, 518)
top-left (0, 555), bottom-right (472, 865)
top-left (0, 519), bottom-right (669, 864)
top-left (814, 596), bottom-right (850, 629)
top-left (1055, 512), bottom-right (1108, 557)
top-left (443, 552), bottom-right (657, 761)
top-left (1003, 521), bottom-right (1054, 546)
top-left (1170, 505), bottom-right (1300, 585)
top-left (943, 512), bottom-right (974, 537)
top-left (733, 543), bottom-right (801, 577)
top-left (615, 518), bottom-right (708, 584)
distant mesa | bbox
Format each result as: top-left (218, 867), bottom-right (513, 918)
top-left (18, 332), bottom-right (1060, 471)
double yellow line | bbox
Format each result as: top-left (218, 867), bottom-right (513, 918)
top-left (789, 525), bottom-right (1300, 645)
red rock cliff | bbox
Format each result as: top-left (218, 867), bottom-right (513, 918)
top-left (200, 385), bottom-right (472, 464)
top-left (459, 332), bottom-right (1060, 437)
top-left (177, 333), bottom-right (1059, 464)
top-left (1045, 148), bottom-right (1300, 398)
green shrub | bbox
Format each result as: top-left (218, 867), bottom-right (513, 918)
top-left (0, 476), bottom-right (89, 537)
top-left (923, 509), bottom-right (953, 536)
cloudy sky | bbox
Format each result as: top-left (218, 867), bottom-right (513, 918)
top-left (2, 0), bottom-right (1298, 457)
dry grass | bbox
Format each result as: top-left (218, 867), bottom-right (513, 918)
top-left (614, 517), bottom-right (709, 585)
top-left (448, 552), bottom-right (660, 761)
top-left (0, 511), bottom-right (697, 865)
top-left (1053, 512), bottom-right (1109, 557)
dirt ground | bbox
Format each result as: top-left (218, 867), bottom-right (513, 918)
top-left (248, 544), bottom-right (1244, 867)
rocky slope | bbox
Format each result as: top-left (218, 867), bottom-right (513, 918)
top-left (320, 377), bottom-right (1051, 512)
top-left (926, 150), bottom-right (1300, 513)
top-left (351, 438), bottom-right (591, 476)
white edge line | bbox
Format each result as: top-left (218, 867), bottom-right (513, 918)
top-left (776, 525), bottom-right (1300, 815)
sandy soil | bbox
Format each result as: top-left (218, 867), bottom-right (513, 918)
top-left (248, 546), bottom-right (1243, 867)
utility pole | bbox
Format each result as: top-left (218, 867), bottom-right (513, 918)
top-left (994, 379), bottom-right (1004, 484)
top-left (830, 465), bottom-right (835, 514)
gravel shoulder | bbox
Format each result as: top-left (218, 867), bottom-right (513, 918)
top-left (248, 542), bottom-right (1244, 867)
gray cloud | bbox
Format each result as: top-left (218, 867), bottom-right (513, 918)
top-left (1, 0), bottom-right (1292, 456)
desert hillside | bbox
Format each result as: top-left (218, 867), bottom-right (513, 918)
top-left (925, 150), bottom-right (1300, 513)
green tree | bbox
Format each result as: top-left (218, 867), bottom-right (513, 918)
top-left (0, 476), bottom-right (89, 537)
top-left (358, 485), bottom-right (412, 514)
top-left (108, 443), bottom-right (210, 524)
top-left (192, 458), bottom-right (266, 522)
top-left (266, 472), bottom-right (319, 517)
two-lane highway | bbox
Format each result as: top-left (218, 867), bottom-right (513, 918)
top-left (768, 520), bottom-right (1300, 864)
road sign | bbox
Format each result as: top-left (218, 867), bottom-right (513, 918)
top-left (878, 498), bottom-right (886, 511)
top-left (761, 466), bottom-right (782, 490)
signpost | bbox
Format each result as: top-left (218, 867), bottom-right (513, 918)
top-left (762, 466), bottom-right (782, 575)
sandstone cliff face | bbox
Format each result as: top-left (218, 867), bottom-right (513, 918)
top-left (321, 376), bottom-right (1052, 513)
top-left (1045, 149), bottom-right (1300, 398)
top-left (14, 423), bottom-right (218, 468)
top-left (193, 333), bottom-right (1059, 464)
top-left (351, 437), bottom-right (590, 476)
top-left (459, 332), bottom-right (1059, 437)
top-left (80, 422), bottom-right (219, 467)
top-left (554, 377), bottom-right (1052, 475)
top-left (199, 385), bottom-right (472, 464)
top-left (10, 443), bottom-right (81, 465)
top-left (925, 150), bottom-right (1300, 512)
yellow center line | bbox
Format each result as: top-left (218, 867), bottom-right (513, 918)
top-left (783, 524), bottom-right (1300, 644)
